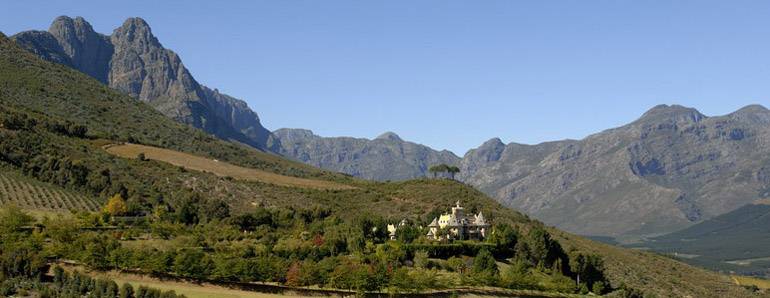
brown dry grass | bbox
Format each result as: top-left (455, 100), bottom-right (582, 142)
top-left (733, 275), bottom-right (770, 290)
top-left (104, 143), bottom-right (354, 190)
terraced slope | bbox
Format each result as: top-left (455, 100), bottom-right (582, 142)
top-left (0, 166), bottom-right (99, 211)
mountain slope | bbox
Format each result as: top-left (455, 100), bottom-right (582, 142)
top-left (12, 16), bottom-right (273, 150)
top-left (460, 104), bottom-right (770, 237)
top-left (0, 32), bottom-right (758, 296)
top-left (636, 200), bottom-right (770, 275)
top-left (270, 129), bottom-right (461, 181)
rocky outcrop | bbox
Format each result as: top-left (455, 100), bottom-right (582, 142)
top-left (270, 129), bottom-right (461, 181)
top-left (12, 16), bottom-right (272, 150)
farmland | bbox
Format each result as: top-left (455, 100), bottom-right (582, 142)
top-left (0, 167), bottom-right (99, 211)
top-left (104, 143), bottom-right (355, 191)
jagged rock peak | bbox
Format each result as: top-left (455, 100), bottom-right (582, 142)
top-left (464, 137), bottom-right (506, 161)
top-left (637, 104), bottom-right (705, 123)
top-left (49, 16), bottom-right (93, 31)
top-left (480, 137), bottom-right (504, 148)
top-left (48, 16), bottom-right (100, 45)
top-left (112, 17), bottom-right (160, 47)
top-left (376, 131), bottom-right (403, 142)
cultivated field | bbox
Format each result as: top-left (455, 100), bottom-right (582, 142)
top-left (81, 270), bottom-right (312, 298)
top-left (0, 170), bottom-right (99, 211)
top-left (104, 143), bottom-right (354, 190)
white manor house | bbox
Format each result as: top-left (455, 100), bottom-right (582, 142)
top-left (387, 201), bottom-right (489, 241)
top-left (427, 201), bottom-right (489, 240)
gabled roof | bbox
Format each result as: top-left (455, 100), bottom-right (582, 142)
top-left (428, 217), bottom-right (439, 227)
top-left (474, 212), bottom-right (488, 225)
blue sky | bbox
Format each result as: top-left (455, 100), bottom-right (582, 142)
top-left (3, 1), bottom-right (770, 155)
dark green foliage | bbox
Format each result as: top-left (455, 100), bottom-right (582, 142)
top-left (120, 283), bottom-right (134, 298)
top-left (173, 249), bottom-right (213, 280)
top-left (569, 252), bottom-right (607, 294)
top-left (404, 242), bottom-right (496, 259)
top-left (516, 226), bottom-right (569, 272)
top-left (487, 223), bottom-right (519, 259)
top-left (472, 249), bottom-right (498, 275)
top-left (469, 248), bottom-right (499, 285)
top-left (428, 164), bottom-right (460, 179)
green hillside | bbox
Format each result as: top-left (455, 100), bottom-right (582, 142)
top-left (634, 201), bottom-right (770, 276)
top-left (0, 164), bottom-right (99, 211)
top-left (0, 32), bottom-right (759, 297)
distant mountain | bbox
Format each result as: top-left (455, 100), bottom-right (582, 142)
top-left (269, 129), bottom-right (460, 181)
top-left (635, 200), bottom-right (770, 275)
top-left (12, 16), bottom-right (273, 150)
top-left (269, 105), bottom-right (770, 238)
top-left (460, 104), bottom-right (770, 237)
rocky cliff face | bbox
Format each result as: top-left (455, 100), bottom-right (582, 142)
top-left (270, 129), bottom-right (461, 181)
top-left (460, 104), bottom-right (770, 237)
top-left (12, 16), bottom-right (272, 150)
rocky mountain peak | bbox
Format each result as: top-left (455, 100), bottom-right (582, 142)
top-left (112, 17), bottom-right (160, 49)
top-left (45, 15), bottom-right (112, 83)
top-left (734, 104), bottom-right (769, 114)
top-left (730, 104), bottom-right (770, 123)
top-left (480, 137), bottom-right (504, 149)
top-left (376, 131), bottom-right (403, 142)
top-left (48, 16), bottom-right (98, 42)
top-left (636, 104), bottom-right (705, 125)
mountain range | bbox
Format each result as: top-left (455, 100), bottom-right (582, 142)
top-left (13, 16), bottom-right (770, 241)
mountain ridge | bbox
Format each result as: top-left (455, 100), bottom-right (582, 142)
top-left (12, 16), bottom-right (274, 151)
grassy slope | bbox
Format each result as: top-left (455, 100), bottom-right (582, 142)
top-left (104, 143), bottom-right (354, 190)
top-left (0, 32), bottom-right (757, 297)
top-left (556, 231), bottom-right (752, 297)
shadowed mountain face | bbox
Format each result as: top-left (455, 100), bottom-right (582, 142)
top-left (12, 16), bottom-right (273, 150)
top-left (269, 129), bottom-right (461, 181)
top-left (459, 104), bottom-right (770, 237)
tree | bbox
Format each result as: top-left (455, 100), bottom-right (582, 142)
top-left (472, 248), bottom-right (498, 276)
top-left (428, 164), bottom-right (449, 178)
top-left (413, 250), bottom-right (429, 269)
top-left (104, 194), bottom-right (129, 217)
top-left (569, 252), bottom-right (606, 293)
top-left (447, 166), bottom-right (460, 180)
top-left (488, 223), bottom-right (519, 259)
top-left (137, 153), bottom-right (147, 161)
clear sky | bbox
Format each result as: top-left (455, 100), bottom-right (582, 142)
top-left (3, 1), bottom-right (770, 155)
